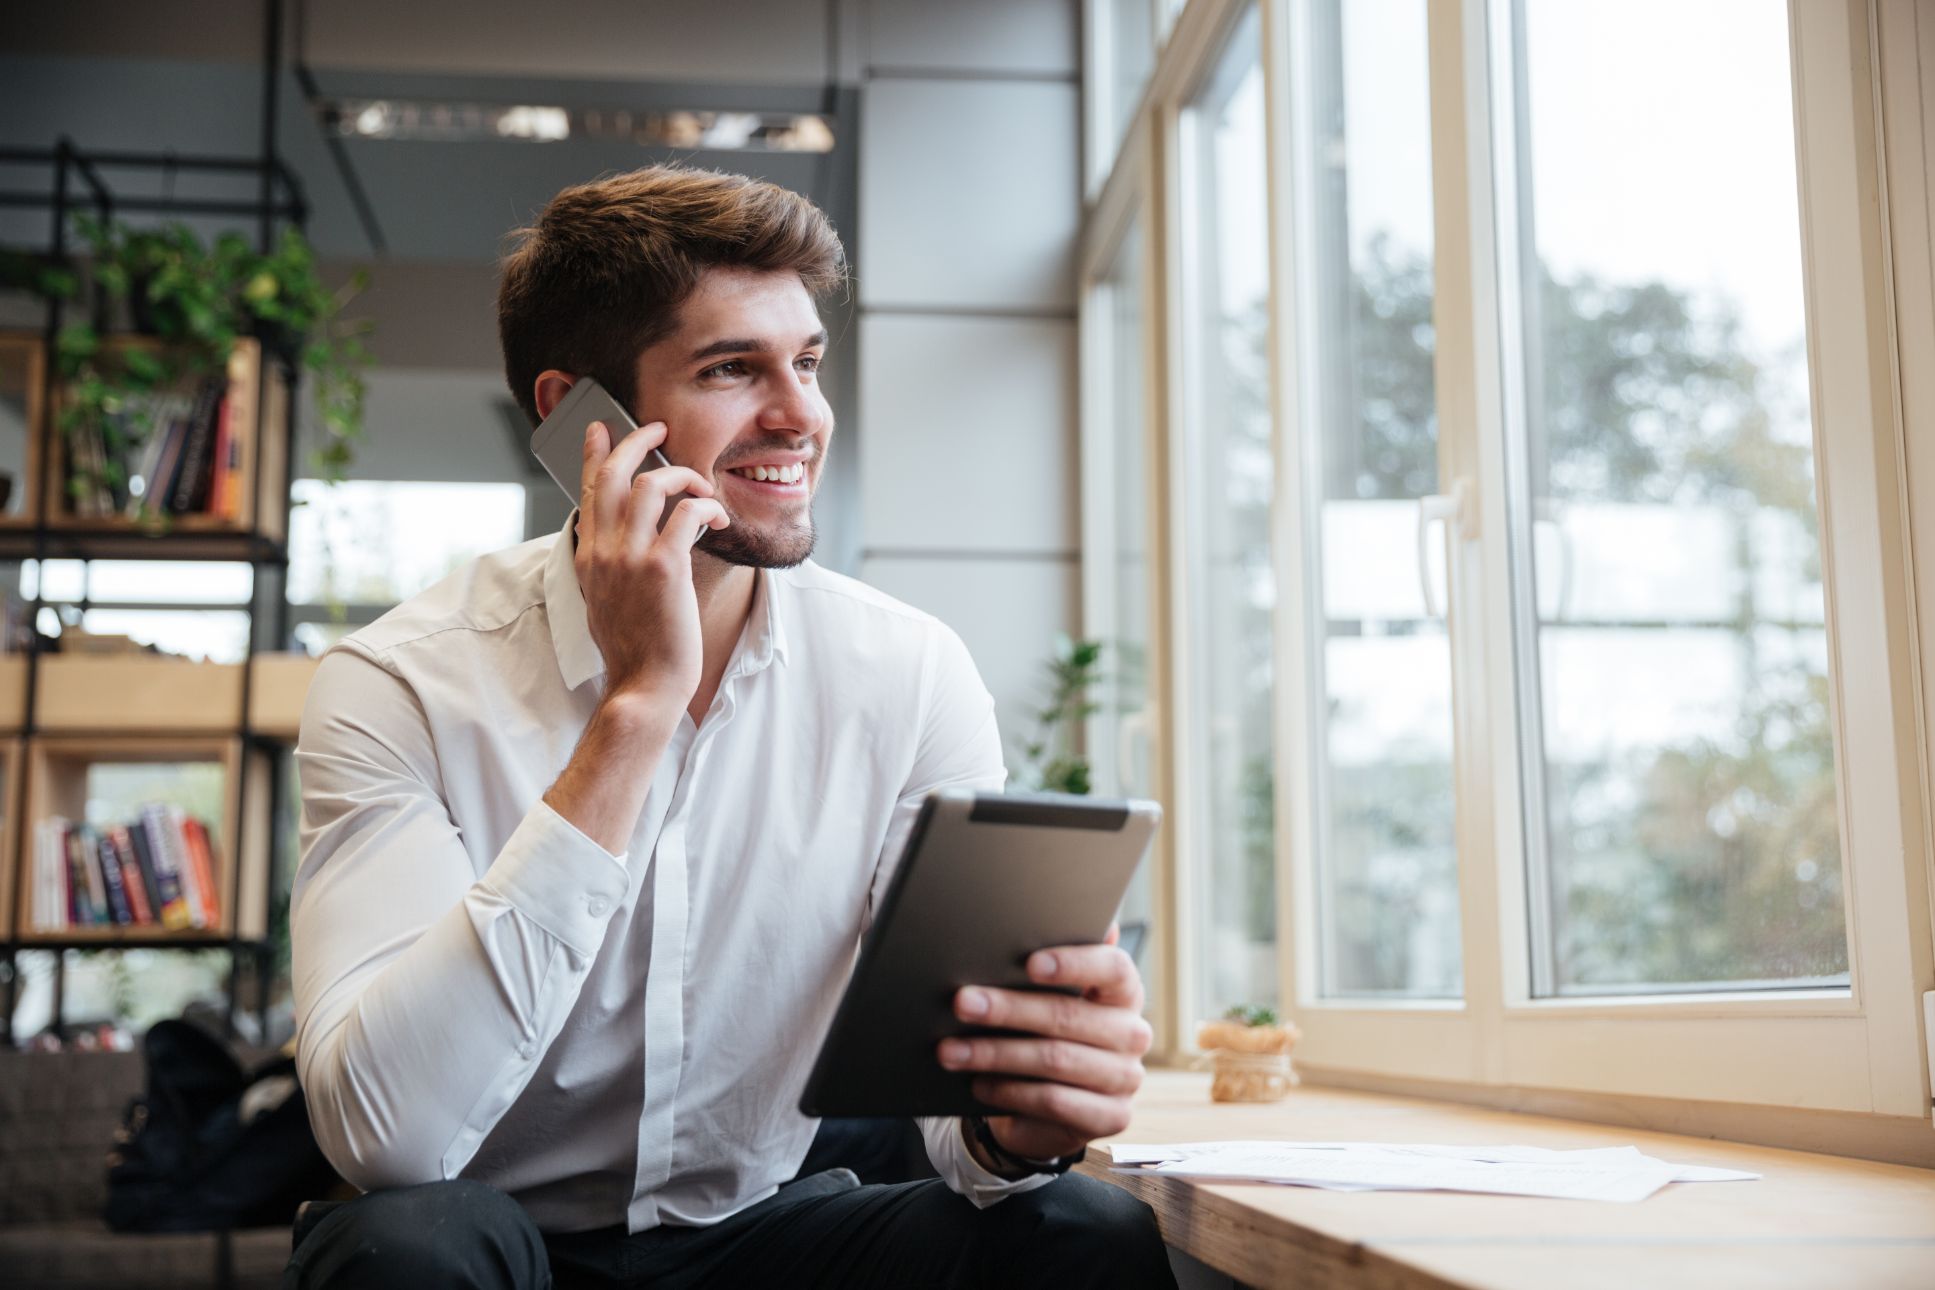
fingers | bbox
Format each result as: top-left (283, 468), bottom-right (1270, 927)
top-left (654, 496), bottom-right (730, 553)
top-left (620, 468), bottom-right (719, 558)
top-left (1024, 943), bottom-right (1144, 1010)
top-left (971, 1078), bottom-right (1134, 1142)
top-left (954, 984), bottom-right (1153, 1056)
top-left (938, 1034), bottom-right (1143, 1097)
top-left (584, 420), bottom-right (703, 541)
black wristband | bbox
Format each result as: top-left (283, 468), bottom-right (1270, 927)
top-left (966, 1114), bottom-right (1085, 1177)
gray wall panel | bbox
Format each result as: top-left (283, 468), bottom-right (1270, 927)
top-left (857, 79), bottom-right (1079, 312)
top-left (864, 0), bottom-right (1080, 77)
top-left (858, 314), bottom-right (1077, 554)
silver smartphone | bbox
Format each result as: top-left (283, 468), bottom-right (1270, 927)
top-left (528, 376), bottom-right (674, 501)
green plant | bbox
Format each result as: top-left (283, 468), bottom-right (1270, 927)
top-left (1222, 1003), bottom-right (1279, 1027)
top-left (1014, 634), bottom-right (1104, 795)
top-left (33, 215), bottom-right (372, 511)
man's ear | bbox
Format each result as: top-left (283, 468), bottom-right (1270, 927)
top-left (533, 370), bottom-right (579, 422)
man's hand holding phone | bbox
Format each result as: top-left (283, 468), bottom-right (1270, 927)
top-left (939, 922), bottom-right (1153, 1172)
top-left (573, 417), bottom-right (728, 710)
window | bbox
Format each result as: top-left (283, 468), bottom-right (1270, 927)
top-left (1496, 0), bottom-right (1843, 996)
top-left (1285, 0), bottom-right (1461, 1000)
top-left (287, 479), bottom-right (526, 650)
top-left (1176, 5), bottom-right (1276, 1021)
top-left (1081, 0), bottom-right (1931, 1126)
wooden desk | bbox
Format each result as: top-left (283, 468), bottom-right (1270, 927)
top-left (1083, 1071), bottom-right (1935, 1290)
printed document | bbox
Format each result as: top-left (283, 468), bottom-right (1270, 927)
top-left (1108, 1141), bottom-right (1758, 1203)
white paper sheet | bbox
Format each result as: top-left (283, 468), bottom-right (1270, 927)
top-left (1107, 1140), bottom-right (1759, 1202)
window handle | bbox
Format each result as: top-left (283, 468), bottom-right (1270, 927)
top-left (1416, 478), bottom-right (1475, 620)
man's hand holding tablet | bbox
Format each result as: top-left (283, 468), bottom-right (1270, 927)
top-left (942, 922), bottom-right (1154, 1172)
top-left (798, 790), bottom-right (1162, 1176)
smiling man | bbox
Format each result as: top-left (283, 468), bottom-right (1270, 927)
top-left (284, 168), bottom-right (1176, 1289)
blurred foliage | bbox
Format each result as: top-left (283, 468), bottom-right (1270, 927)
top-left (1015, 635), bottom-right (1104, 795)
top-left (1222, 1003), bottom-right (1280, 1027)
top-left (20, 215), bottom-right (374, 508)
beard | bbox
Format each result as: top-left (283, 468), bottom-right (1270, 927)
top-left (697, 501), bottom-right (817, 569)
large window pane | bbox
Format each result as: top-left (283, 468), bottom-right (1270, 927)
top-left (1298, 0), bottom-right (1460, 999)
top-left (1505, 0), bottom-right (1846, 994)
top-left (1182, 8), bottom-right (1275, 1020)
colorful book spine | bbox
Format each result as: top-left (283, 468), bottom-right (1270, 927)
top-left (139, 804), bottom-right (193, 930)
top-left (180, 814), bottom-right (221, 927)
top-left (70, 824), bottom-right (107, 924)
top-left (171, 373), bottom-right (226, 513)
top-left (164, 806), bottom-right (206, 929)
top-left (110, 827), bottom-right (154, 925)
top-left (207, 393), bottom-right (232, 517)
top-left (95, 828), bottom-right (133, 925)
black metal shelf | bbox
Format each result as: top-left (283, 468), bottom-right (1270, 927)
top-left (1, 110), bottom-right (306, 1046)
top-left (0, 524), bottom-right (289, 565)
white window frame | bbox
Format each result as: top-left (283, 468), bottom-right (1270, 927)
top-left (1080, 0), bottom-right (1935, 1126)
top-left (1078, 109), bottom-right (1181, 1054)
top-left (1268, 0), bottom-right (1932, 1119)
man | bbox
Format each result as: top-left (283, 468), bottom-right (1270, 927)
top-left (285, 166), bottom-right (1175, 1289)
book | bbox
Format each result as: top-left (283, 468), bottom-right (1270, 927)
top-left (95, 827), bottom-right (133, 925)
top-left (167, 806), bottom-right (206, 929)
top-left (171, 373), bottom-right (226, 513)
top-left (207, 392), bottom-right (232, 518)
top-left (110, 826), bottom-right (154, 925)
top-left (142, 414), bottom-right (190, 521)
top-left (67, 822), bottom-right (105, 924)
top-left (126, 821), bottom-right (164, 925)
top-left (180, 814), bottom-right (221, 927)
top-left (139, 803), bottom-right (193, 930)
top-left (33, 818), bottom-right (62, 930)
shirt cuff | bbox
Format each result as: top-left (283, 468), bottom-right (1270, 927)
top-left (476, 799), bottom-right (630, 958)
top-left (928, 1116), bottom-right (1059, 1208)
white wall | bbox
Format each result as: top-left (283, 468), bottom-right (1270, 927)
top-left (848, 0), bottom-right (1084, 771)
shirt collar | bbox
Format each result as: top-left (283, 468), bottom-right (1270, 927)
top-left (543, 510), bottom-right (792, 692)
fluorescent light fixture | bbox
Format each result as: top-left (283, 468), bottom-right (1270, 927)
top-left (318, 98), bottom-right (835, 152)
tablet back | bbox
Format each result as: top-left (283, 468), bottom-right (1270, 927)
top-left (798, 789), bottom-right (1160, 1119)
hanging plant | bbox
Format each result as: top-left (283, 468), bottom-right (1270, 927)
top-left (40, 215), bottom-right (372, 515)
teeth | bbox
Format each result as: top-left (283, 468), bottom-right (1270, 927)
top-left (736, 463), bottom-right (803, 483)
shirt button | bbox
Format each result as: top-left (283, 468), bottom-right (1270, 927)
top-left (518, 1040), bottom-right (536, 1060)
top-left (587, 895), bottom-right (611, 917)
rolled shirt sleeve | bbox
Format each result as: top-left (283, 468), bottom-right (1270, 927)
top-left (291, 644), bottom-right (628, 1191)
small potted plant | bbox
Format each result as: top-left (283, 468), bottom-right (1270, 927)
top-left (1197, 1004), bottom-right (1301, 1103)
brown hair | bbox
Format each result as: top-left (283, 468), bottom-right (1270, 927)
top-left (497, 165), bottom-right (847, 427)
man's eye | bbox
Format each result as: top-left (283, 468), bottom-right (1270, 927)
top-left (700, 359), bottom-right (748, 379)
top-left (796, 355), bottom-right (821, 374)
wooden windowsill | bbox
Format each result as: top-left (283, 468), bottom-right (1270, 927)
top-left (1083, 1070), bottom-right (1935, 1289)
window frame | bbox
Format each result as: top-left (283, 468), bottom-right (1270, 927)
top-left (1082, 0), bottom-right (1935, 1122)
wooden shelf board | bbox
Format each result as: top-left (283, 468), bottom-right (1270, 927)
top-left (36, 656), bottom-right (245, 734)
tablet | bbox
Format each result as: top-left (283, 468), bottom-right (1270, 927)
top-left (798, 788), bottom-right (1161, 1119)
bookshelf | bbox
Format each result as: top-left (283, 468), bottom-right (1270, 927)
top-left (0, 140), bottom-right (312, 1043)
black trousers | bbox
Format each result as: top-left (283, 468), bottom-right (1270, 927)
top-left (281, 1169), bottom-right (1178, 1290)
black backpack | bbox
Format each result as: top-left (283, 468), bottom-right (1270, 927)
top-left (104, 1018), bottom-right (340, 1232)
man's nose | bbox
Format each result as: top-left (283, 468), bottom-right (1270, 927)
top-left (757, 377), bottom-right (826, 436)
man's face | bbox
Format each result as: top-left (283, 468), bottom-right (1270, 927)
top-left (632, 267), bottom-right (832, 569)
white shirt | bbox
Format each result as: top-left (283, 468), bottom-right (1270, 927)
top-left (290, 517), bottom-right (1052, 1233)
